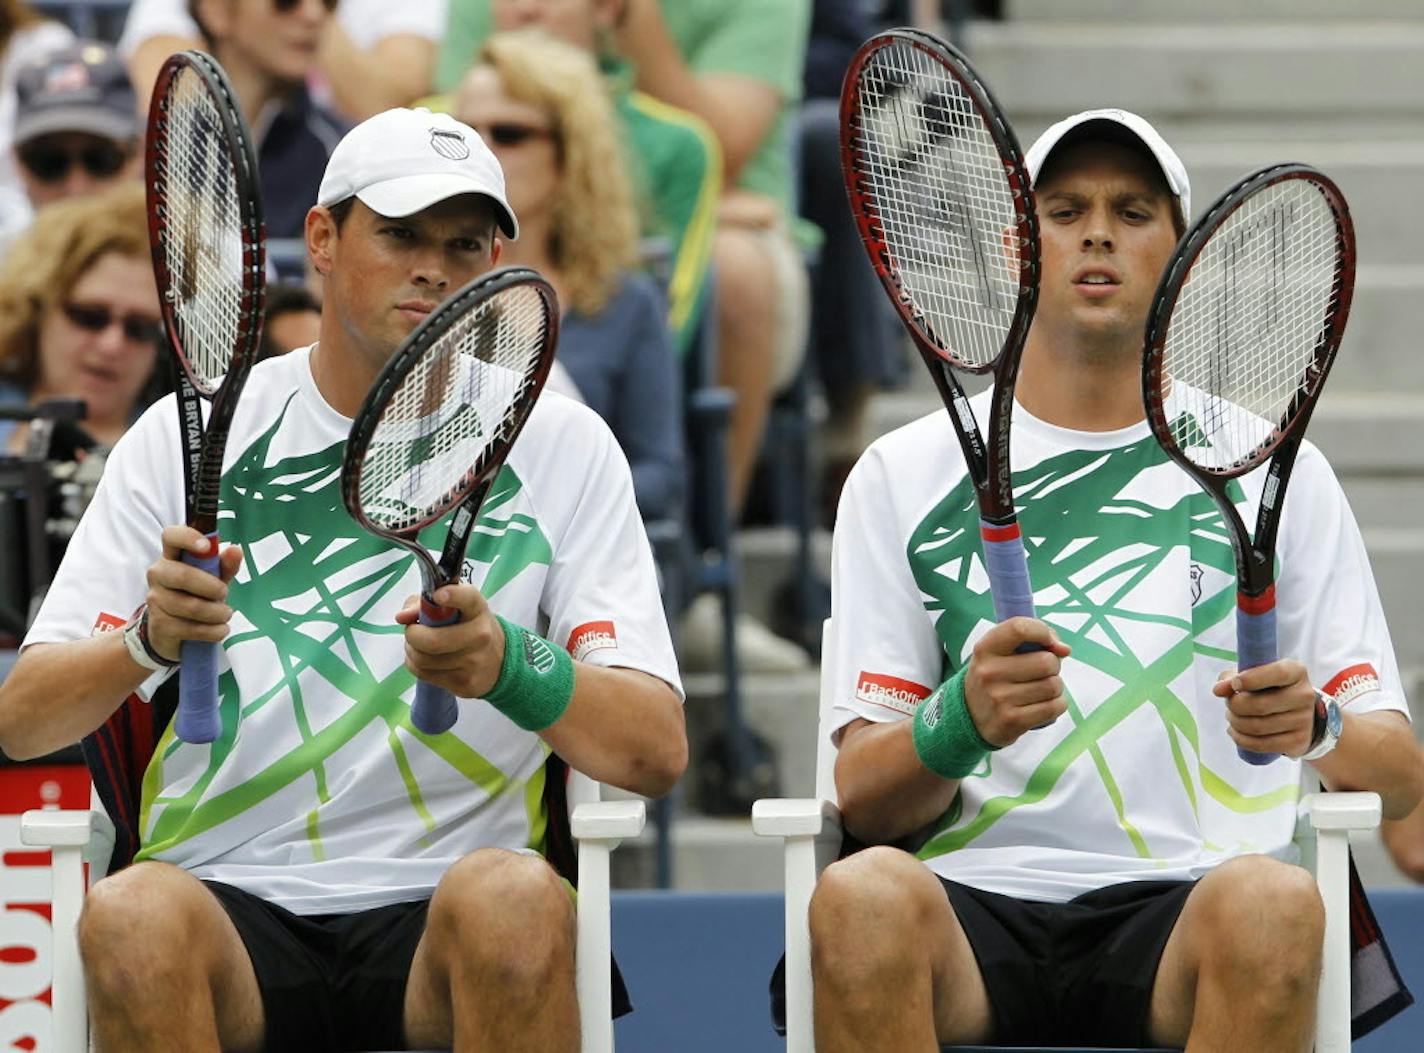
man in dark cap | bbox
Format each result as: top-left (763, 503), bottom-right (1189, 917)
top-left (11, 41), bottom-right (140, 215)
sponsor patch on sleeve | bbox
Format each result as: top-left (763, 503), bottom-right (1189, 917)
top-left (854, 672), bottom-right (933, 716)
top-left (1323, 663), bottom-right (1381, 706)
top-left (91, 611), bottom-right (126, 635)
top-left (567, 620), bottom-right (618, 662)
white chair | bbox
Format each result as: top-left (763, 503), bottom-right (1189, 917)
top-left (21, 769), bottom-right (642, 1053)
top-left (753, 620), bottom-right (1383, 1053)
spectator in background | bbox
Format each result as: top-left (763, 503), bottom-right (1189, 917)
top-left (435, 0), bottom-right (719, 361)
top-left (609, 0), bottom-right (812, 515)
top-left (0, 184), bottom-right (162, 454)
top-left (438, 0), bottom-right (813, 513)
top-left (455, 32), bottom-right (683, 525)
top-left (0, 0), bottom-right (72, 244)
top-left (183, 0), bottom-right (349, 239)
top-left (7, 42), bottom-right (139, 246)
top-left (259, 280), bottom-right (321, 360)
top-left (120, 0), bottom-right (446, 122)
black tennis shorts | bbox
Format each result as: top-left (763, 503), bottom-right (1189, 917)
top-left (770, 874), bottom-right (1193, 1047)
top-left (205, 880), bottom-right (631, 1052)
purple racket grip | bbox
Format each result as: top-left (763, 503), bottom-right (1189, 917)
top-left (981, 521), bottom-right (1054, 727)
top-left (1234, 595), bottom-right (1280, 765)
top-left (176, 532), bottom-right (222, 744)
top-left (412, 597), bottom-right (460, 735)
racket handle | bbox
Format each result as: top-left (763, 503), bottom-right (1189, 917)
top-left (981, 520), bottom-right (1054, 727)
top-left (412, 597), bottom-right (461, 735)
top-left (1235, 598), bottom-right (1280, 766)
top-left (176, 533), bottom-right (222, 744)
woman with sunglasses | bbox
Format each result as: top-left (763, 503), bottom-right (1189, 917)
top-left (456, 31), bottom-right (685, 526)
top-left (0, 183), bottom-right (163, 456)
top-left (0, 0), bottom-right (72, 239)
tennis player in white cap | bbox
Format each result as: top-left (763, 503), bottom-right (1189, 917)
top-left (778, 107), bottom-right (1419, 1052)
top-left (1, 107), bottom-right (686, 1052)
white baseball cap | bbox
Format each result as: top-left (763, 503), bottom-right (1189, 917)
top-left (1024, 108), bottom-right (1190, 224)
top-left (317, 107), bottom-right (518, 239)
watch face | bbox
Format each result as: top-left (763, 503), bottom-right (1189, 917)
top-left (1326, 700), bottom-right (1343, 739)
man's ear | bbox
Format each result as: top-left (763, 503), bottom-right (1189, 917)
top-left (490, 237), bottom-right (502, 267)
top-left (306, 206), bottom-right (337, 278)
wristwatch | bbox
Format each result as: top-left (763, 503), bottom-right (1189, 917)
top-left (123, 605), bottom-right (179, 673)
top-left (1302, 692), bottom-right (1343, 762)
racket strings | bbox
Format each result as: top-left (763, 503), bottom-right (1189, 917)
top-left (359, 286), bottom-right (550, 532)
top-left (158, 68), bottom-right (246, 394)
top-left (850, 40), bottom-right (1023, 369)
top-left (1163, 181), bottom-right (1341, 473)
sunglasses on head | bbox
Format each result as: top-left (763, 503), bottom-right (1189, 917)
top-left (272, 0), bottom-right (339, 11)
top-left (481, 122), bottom-right (555, 148)
top-left (18, 140), bottom-right (129, 183)
top-left (62, 302), bottom-right (163, 346)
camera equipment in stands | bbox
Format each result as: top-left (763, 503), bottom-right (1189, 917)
top-left (0, 398), bottom-right (103, 640)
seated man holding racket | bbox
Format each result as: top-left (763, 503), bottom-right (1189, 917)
top-left (796, 109), bottom-right (1423, 1051)
top-left (0, 108), bottom-right (686, 1052)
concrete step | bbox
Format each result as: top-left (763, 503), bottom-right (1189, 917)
top-left (970, 23), bottom-right (1424, 122)
top-left (1006, 0), bottom-right (1424, 23)
top-left (867, 388), bottom-right (1424, 475)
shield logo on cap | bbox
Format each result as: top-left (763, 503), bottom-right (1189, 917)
top-left (430, 128), bottom-right (470, 161)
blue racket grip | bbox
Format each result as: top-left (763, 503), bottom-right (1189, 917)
top-left (981, 520), bottom-right (1040, 645)
top-left (1235, 598), bottom-right (1280, 765)
top-left (412, 597), bottom-right (461, 735)
top-left (176, 533), bottom-right (221, 744)
top-left (982, 521), bottom-right (1055, 728)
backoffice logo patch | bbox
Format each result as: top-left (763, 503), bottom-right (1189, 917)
top-left (567, 621), bottom-right (617, 662)
top-left (91, 611), bottom-right (126, 634)
top-left (855, 672), bottom-right (932, 716)
top-left (1323, 663), bottom-right (1381, 706)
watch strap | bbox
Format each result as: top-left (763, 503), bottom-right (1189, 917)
top-left (123, 605), bottom-right (178, 673)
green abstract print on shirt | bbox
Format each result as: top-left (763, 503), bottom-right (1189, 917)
top-left (136, 394), bottom-right (555, 864)
top-left (906, 427), bottom-right (1297, 863)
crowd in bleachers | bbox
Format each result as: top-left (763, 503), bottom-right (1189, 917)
top-left (0, 0), bottom-right (948, 676)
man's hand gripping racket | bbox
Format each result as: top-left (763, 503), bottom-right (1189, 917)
top-left (341, 267), bottom-right (558, 736)
top-left (1142, 164), bottom-right (1356, 764)
top-left (146, 51), bottom-right (267, 743)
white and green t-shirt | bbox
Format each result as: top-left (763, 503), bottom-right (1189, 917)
top-left (831, 389), bottom-right (1407, 904)
top-left (24, 347), bottom-right (682, 914)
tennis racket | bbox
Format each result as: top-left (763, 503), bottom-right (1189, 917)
top-left (341, 267), bottom-right (558, 736)
top-left (841, 28), bottom-right (1041, 631)
top-left (146, 51), bottom-right (267, 744)
top-left (1142, 164), bottom-right (1355, 765)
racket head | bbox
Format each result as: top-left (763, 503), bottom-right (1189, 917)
top-left (340, 267), bottom-right (559, 577)
top-left (1143, 163), bottom-right (1356, 482)
top-left (840, 28), bottom-right (1039, 376)
top-left (145, 50), bottom-right (267, 401)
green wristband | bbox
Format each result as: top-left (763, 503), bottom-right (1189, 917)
top-left (483, 616), bottom-right (576, 732)
top-left (912, 665), bottom-right (998, 779)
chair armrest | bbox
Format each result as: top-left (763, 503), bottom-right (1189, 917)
top-left (21, 808), bottom-right (115, 855)
top-left (752, 797), bottom-right (841, 839)
top-left (688, 386), bottom-right (736, 423)
top-left (1305, 790), bottom-right (1382, 831)
top-left (571, 799), bottom-right (644, 1053)
top-left (571, 799), bottom-right (646, 842)
top-left (1303, 791), bottom-right (1380, 1053)
top-left (21, 808), bottom-right (112, 1053)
